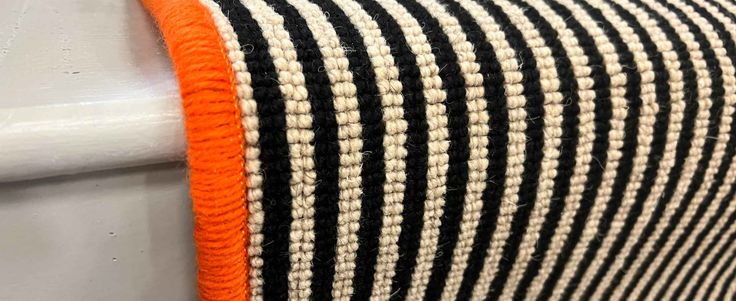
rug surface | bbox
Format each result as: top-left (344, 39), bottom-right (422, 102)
top-left (143, 0), bottom-right (736, 300)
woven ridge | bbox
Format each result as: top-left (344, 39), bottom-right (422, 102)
top-left (145, 0), bottom-right (736, 300)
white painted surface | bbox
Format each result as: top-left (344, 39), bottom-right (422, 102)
top-left (0, 0), bottom-right (186, 182)
top-left (0, 98), bottom-right (186, 182)
top-left (0, 0), bottom-right (198, 299)
top-left (0, 164), bottom-right (197, 301)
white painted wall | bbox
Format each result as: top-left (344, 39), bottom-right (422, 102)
top-left (0, 0), bottom-right (198, 300)
top-left (0, 164), bottom-right (197, 301)
top-left (0, 0), bottom-right (185, 182)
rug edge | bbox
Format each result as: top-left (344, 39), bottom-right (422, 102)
top-left (140, 0), bottom-right (249, 299)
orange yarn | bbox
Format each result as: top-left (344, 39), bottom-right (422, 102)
top-left (141, 0), bottom-right (249, 300)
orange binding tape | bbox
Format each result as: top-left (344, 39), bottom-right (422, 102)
top-left (141, 0), bottom-right (249, 299)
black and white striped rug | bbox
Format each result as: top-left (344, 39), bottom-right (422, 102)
top-left (144, 0), bottom-right (736, 299)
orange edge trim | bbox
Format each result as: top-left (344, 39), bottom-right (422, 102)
top-left (141, 0), bottom-right (249, 300)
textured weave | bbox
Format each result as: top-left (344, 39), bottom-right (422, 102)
top-left (145, 0), bottom-right (736, 299)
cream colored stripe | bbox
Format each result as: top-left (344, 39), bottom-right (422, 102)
top-left (280, 0), bottom-right (364, 300)
top-left (458, 1), bottom-right (526, 300)
top-left (704, 3), bottom-right (736, 298)
top-left (609, 0), bottom-right (722, 298)
top-left (561, 2), bottom-right (684, 297)
top-left (709, 244), bottom-right (736, 301)
top-left (396, 0), bottom-right (490, 300)
top-left (726, 277), bottom-right (736, 301)
top-left (650, 0), bottom-right (736, 299)
top-left (238, 1), bottom-right (316, 300)
top-left (521, 0), bottom-right (625, 299)
top-left (565, 2), bottom-right (674, 300)
top-left (320, 0), bottom-right (408, 300)
top-left (711, 10), bottom-right (736, 225)
top-left (538, 1), bottom-right (629, 300)
top-left (724, 277), bottom-right (736, 301)
top-left (439, 1), bottom-right (526, 299)
top-left (690, 226), bottom-right (736, 301)
top-left (655, 0), bottom-right (736, 298)
top-left (587, 34), bottom-right (681, 298)
top-left (571, 0), bottom-right (687, 299)
top-left (198, 1), bottom-right (264, 300)
top-left (630, 1), bottom-right (721, 297)
top-left (370, 0), bottom-right (450, 300)
top-left (494, 0), bottom-right (576, 298)
top-left (682, 171), bottom-right (736, 301)
top-left (388, 0), bottom-right (488, 300)
top-left (463, 0), bottom-right (551, 299)
top-left (712, 0), bottom-right (736, 17)
top-left (604, 3), bottom-right (710, 296)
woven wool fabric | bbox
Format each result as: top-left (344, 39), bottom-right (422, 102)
top-left (143, 0), bottom-right (736, 300)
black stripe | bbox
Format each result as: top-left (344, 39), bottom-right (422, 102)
top-left (700, 7), bottom-right (736, 301)
top-left (716, 252), bottom-right (736, 300)
top-left (696, 7), bottom-right (736, 301)
top-left (686, 221), bottom-right (736, 300)
top-left (677, 183), bottom-right (736, 300)
top-left (705, 220), bottom-right (736, 301)
top-left (593, 46), bottom-right (696, 301)
top-left (345, 0), bottom-right (430, 300)
top-left (684, 211), bottom-right (736, 300)
top-left (606, 0), bottom-right (726, 299)
top-left (454, 0), bottom-right (546, 300)
top-left (257, 0), bottom-right (341, 300)
top-left (214, 1), bottom-right (294, 300)
top-left (427, 0), bottom-right (508, 299)
top-left (532, 2), bottom-right (631, 300)
top-left (557, 2), bottom-right (679, 300)
top-left (301, 0), bottom-right (387, 299)
top-left (509, 0), bottom-right (612, 300)
top-left (546, 3), bottom-right (670, 299)
top-left (714, 218), bottom-right (736, 301)
top-left (633, 1), bottom-right (728, 295)
top-left (579, 0), bottom-right (712, 298)
top-left (704, 0), bottom-right (736, 22)
top-left (387, 1), bottom-right (471, 300)
top-left (480, 0), bottom-right (576, 300)
top-left (649, 1), bottom-right (736, 299)
top-left (588, 0), bottom-right (698, 296)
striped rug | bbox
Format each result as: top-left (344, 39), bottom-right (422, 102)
top-left (142, 0), bottom-right (736, 299)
